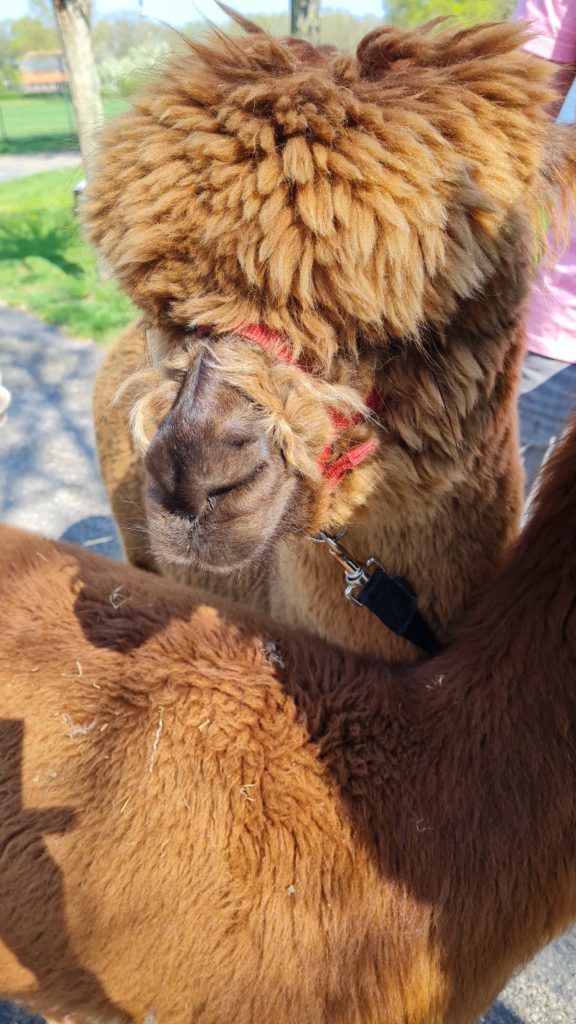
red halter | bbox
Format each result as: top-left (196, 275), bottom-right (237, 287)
top-left (233, 325), bottom-right (380, 488)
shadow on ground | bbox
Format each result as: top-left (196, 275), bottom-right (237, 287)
top-left (0, 307), bottom-right (121, 553)
top-left (60, 514), bottom-right (122, 560)
top-left (0, 216), bottom-right (82, 278)
top-left (0, 1003), bottom-right (43, 1024)
top-left (481, 1002), bottom-right (525, 1023)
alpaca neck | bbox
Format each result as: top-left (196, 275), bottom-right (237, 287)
top-left (273, 304), bottom-right (527, 659)
top-left (293, 424), bottom-right (576, 1020)
top-left (410, 424), bottom-right (576, 1004)
top-left (275, 208), bottom-right (539, 658)
top-left (453, 415), bottom-right (576, 679)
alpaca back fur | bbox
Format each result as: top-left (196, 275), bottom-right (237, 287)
top-left (0, 419), bottom-right (575, 1023)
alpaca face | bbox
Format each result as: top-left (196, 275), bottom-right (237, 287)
top-left (143, 356), bottom-right (305, 571)
top-left (123, 331), bottom-right (381, 571)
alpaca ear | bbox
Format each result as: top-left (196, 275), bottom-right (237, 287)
top-left (357, 21), bottom-right (549, 97)
top-left (356, 25), bottom-right (435, 78)
top-left (146, 327), bottom-right (170, 367)
top-left (214, 3), bottom-right (264, 35)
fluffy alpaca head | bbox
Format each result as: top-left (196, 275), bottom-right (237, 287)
top-left (83, 17), bottom-right (574, 369)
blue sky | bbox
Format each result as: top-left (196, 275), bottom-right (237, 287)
top-left (10, 0), bottom-right (385, 24)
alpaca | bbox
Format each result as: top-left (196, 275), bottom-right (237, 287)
top-left (0, 412), bottom-right (575, 1024)
top-left (87, 18), bottom-right (576, 659)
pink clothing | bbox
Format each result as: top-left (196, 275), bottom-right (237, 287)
top-left (525, 239), bottom-right (576, 362)
top-left (513, 0), bottom-right (576, 363)
top-left (515, 0), bottom-right (576, 61)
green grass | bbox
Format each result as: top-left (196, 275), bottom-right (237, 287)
top-left (0, 168), bottom-right (135, 342)
top-left (0, 94), bottom-right (129, 154)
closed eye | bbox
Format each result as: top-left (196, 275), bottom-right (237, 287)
top-left (207, 462), bottom-right (266, 500)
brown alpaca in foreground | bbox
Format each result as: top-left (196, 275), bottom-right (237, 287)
top-left (88, 18), bottom-right (576, 659)
top-left (0, 416), bottom-right (575, 1024)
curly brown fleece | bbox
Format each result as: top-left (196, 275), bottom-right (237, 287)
top-left (1, 414), bottom-right (576, 1024)
top-left (83, 19), bottom-right (574, 369)
top-left (88, 17), bottom-right (576, 660)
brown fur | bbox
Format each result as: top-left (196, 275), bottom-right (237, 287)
top-left (94, 232), bottom-right (528, 659)
top-left (0, 415), bottom-right (575, 1024)
top-left (83, 20), bottom-right (574, 362)
top-left (89, 18), bottom-right (576, 658)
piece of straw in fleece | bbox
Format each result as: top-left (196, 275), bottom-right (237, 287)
top-left (0, 372), bottom-right (11, 427)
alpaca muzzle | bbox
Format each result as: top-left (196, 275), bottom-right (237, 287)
top-left (142, 350), bottom-right (303, 571)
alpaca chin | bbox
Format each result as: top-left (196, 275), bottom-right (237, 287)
top-left (145, 491), bottom-right (291, 575)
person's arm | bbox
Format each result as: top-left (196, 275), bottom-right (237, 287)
top-left (512, 0), bottom-right (576, 115)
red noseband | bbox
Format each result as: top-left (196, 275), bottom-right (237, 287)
top-left (232, 324), bottom-right (380, 488)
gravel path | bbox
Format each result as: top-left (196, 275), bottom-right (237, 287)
top-left (0, 151), bottom-right (81, 182)
top-left (0, 306), bottom-right (574, 1024)
top-left (0, 305), bottom-right (121, 558)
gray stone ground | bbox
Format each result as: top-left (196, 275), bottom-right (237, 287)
top-left (0, 305), bottom-right (121, 558)
top-left (0, 306), bottom-right (575, 1023)
top-left (0, 151), bottom-right (81, 182)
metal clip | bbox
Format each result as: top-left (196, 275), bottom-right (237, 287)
top-left (310, 531), bottom-right (442, 655)
top-left (311, 530), bottom-right (382, 605)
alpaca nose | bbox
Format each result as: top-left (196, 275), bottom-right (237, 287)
top-left (145, 428), bottom-right (265, 520)
top-left (145, 358), bottom-right (270, 519)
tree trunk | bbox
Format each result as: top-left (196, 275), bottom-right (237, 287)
top-left (290, 0), bottom-right (320, 44)
top-left (52, 0), bottom-right (103, 181)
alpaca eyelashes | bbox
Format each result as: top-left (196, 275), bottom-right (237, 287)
top-left (207, 462), bottom-right (267, 502)
top-left (225, 436), bottom-right (253, 448)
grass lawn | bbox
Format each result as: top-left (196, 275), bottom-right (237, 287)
top-left (0, 167), bottom-right (135, 342)
top-left (0, 94), bottom-right (129, 154)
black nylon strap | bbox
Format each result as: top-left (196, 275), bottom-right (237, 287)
top-left (355, 567), bottom-right (442, 655)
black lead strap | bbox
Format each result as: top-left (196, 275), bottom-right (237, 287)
top-left (313, 531), bottom-right (442, 656)
top-left (353, 565), bottom-right (442, 655)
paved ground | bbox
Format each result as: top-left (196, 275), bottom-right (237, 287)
top-left (0, 151), bottom-right (81, 182)
top-left (0, 306), bottom-right (121, 557)
top-left (0, 306), bottom-right (574, 1023)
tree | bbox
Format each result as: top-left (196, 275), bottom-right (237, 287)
top-left (385, 0), bottom-right (515, 29)
top-left (291, 0), bottom-right (320, 44)
top-left (0, 15), bottom-right (60, 89)
top-left (3, 15), bottom-right (59, 56)
top-left (51, 0), bottom-right (103, 179)
top-left (92, 15), bottom-right (176, 62)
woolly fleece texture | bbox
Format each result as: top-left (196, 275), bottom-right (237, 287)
top-left (89, 17), bottom-right (576, 657)
top-left (0, 415), bottom-right (575, 1023)
top-left (83, 20), bottom-right (574, 365)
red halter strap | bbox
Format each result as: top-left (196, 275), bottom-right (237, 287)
top-left (233, 325), bottom-right (379, 487)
